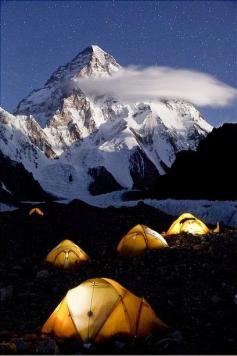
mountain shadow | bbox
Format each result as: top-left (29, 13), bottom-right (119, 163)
top-left (0, 152), bottom-right (54, 204)
top-left (124, 123), bottom-right (237, 201)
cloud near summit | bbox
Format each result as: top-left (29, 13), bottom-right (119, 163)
top-left (73, 66), bottom-right (237, 107)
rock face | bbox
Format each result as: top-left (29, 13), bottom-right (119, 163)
top-left (0, 45), bottom-right (212, 201)
top-left (141, 123), bottom-right (237, 201)
top-left (0, 152), bottom-right (53, 204)
top-left (88, 166), bottom-right (123, 195)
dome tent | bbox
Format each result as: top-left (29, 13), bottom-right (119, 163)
top-left (41, 278), bottom-right (168, 342)
top-left (45, 239), bottom-right (90, 269)
top-left (117, 224), bottom-right (168, 256)
top-left (29, 207), bottom-right (44, 216)
top-left (164, 212), bottom-right (220, 236)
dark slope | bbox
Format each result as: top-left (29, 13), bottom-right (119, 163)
top-left (124, 123), bottom-right (237, 201)
top-left (0, 185), bottom-right (17, 207)
top-left (0, 201), bottom-right (236, 354)
top-left (0, 152), bottom-right (54, 204)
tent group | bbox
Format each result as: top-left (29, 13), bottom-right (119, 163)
top-left (39, 211), bottom-right (220, 343)
top-left (43, 213), bottom-right (219, 268)
top-left (45, 225), bottom-right (168, 269)
top-left (42, 277), bottom-right (168, 342)
top-left (116, 213), bottom-right (219, 257)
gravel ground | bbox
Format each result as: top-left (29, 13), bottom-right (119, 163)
top-left (0, 200), bottom-right (236, 354)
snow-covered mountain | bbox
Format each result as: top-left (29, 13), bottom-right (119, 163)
top-left (1, 45), bottom-right (212, 202)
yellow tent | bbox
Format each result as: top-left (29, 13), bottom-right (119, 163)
top-left (29, 207), bottom-right (44, 216)
top-left (45, 239), bottom-right (90, 269)
top-left (117, 224), bottom-right (168, 256)
top-left (164, 213), bottom-right (220, 236)
top-left (42, 277), bottom-right (168, 342)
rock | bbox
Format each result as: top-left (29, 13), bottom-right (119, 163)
top-left (172, 330), bottom-right (183, 342)
top-left (0, 285), bottom-right (13, 302)
top-left (36, 337), bottom-right (58, 354)
top-left (12, 266), bottom-right (23, 272)
top-left (193, 244), bottom-right (202, 251)
top-left (0, 342), bottom-right (17, 354)
top-left (83, 342), bottom-right (92, 349)
top-left (211, 295), bottom-right (221, 304)
top-left (18, 291), bottom-right (36, 298)
top-left (16, 338), bottom-right (28, 353)
top-left (201, 241), bottom-right (209, 248)
top-left (36, 269), bottom-right (50, 279)
top-left (216, 310), bottom-right (224, 318)
top-left (208, 246), bottom-right (214, 255)
top-left (156, 337), bottom-right (175, 351)
top-left (168, 299), bottom-right (174, 306)
top-left (114, 340), bottom-right (126, 349)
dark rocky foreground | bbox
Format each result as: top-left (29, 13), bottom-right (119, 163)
top-left (0, 200), bottom-right (236, 355)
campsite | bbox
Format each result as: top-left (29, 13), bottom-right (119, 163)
top-left (1, 0), bottom-right (236, 354)
top-left (0, 200), bottom-right (236, 354)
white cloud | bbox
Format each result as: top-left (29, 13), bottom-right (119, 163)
top-left (72, 66), bottom-right (237, 107)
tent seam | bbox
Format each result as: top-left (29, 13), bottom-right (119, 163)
top-left (93, 287), bottom-right (128, 340)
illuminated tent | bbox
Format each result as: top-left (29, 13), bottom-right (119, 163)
top-left (117, 224), bottom-right (168, 256)
top-left (45, 239), bottom-right (90, 269)
top-left (164, 213), bottom-right (220, 236)
top-left (42, 277), bottom-right (168, 342)
top-left (29, 207), bottom-right (44, 216)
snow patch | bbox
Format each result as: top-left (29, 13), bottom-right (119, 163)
top-left (0, 203), bottom-right (17, 212)
top-left (1, 182), bottom-right (12, 195)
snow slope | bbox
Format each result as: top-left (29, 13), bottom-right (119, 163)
top-left (144, 199), bottom-right (237, 228)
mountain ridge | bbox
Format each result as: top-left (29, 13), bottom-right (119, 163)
top-left (0, 45), bottom-right (212, 203)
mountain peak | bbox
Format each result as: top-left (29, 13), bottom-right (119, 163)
top-left (80, 44), bottom-right (106, 55)
top-left (71, 44), bottom-right (106, 62)
top-left (15, 45), bottom-right (120, 122)
top-left (70, 44), bottom-right (119, 71)
top-left (42, 44), bottom-right (120, 88)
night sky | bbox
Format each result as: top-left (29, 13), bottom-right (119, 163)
top-left (1, 0), bottom-right (236, 126)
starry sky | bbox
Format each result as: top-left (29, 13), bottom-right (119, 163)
top-left (1, 0), bottom-right (236, 126)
